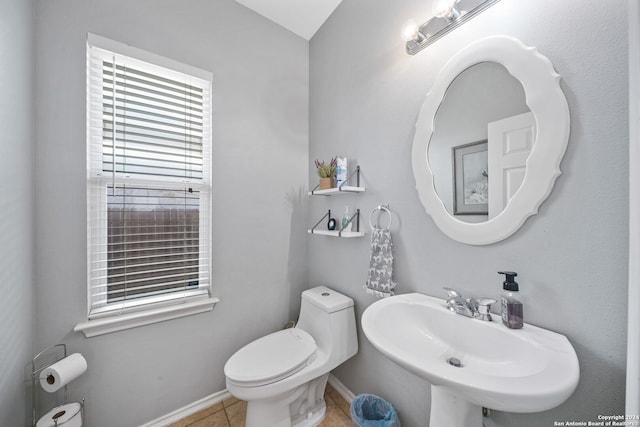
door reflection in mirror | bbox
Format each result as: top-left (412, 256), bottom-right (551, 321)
top-left (428, 61), bottom-right (532, 223)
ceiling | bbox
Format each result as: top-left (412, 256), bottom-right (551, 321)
top-left (233, 0), bottom-right (343, 40)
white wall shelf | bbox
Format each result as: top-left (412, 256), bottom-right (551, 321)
top-left (309, 165), bottom-right (364, 195)
top-left (308, 185), bottom-right (365, 196)
top-left (307, 229), bottom-right (365, 237)
top-left (308, 165), bottom-right (365, 238)
top-left (308, 208), bottom-right (364, 238)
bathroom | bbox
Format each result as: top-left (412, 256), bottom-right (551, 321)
top-left (0, 0), bottom-right (632, 426)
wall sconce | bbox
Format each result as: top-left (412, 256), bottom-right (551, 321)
top-left (403, 0), bottom-right (501, 55)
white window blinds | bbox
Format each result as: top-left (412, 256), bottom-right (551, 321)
top-left (87, 35), bottom-right (212, 318)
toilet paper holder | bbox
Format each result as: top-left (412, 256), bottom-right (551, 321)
top-left (32, 344), bottom-right (85, 427)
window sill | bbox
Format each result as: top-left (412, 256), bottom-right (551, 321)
top-left (74, 297), bottom-right (220, 338)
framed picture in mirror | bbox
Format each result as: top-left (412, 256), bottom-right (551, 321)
top-left (452, 140), bottom-right (489, 215)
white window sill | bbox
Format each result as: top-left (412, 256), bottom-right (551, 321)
top-left (74, 297), bottom-right (220, 338)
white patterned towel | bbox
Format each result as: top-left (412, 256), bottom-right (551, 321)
top-left (364, 228), bottom-right (397, 298)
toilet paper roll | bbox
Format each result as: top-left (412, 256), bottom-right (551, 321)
top-left (36, 402), bottom-right (82, 427)
top-left (39, 353), bottom-right (87, 393)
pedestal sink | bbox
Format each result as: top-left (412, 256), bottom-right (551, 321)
top-left (361, 293), bottom-right (579, 426)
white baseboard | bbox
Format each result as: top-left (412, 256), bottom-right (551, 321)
top-left (138, 389), bottom-right (232, 427)
top-left (328, 373), bottom-right (356, 404)
top-left (138, 375), bottom-right (355, 426)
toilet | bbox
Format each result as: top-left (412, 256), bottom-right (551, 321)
top-left (224, 286), bottom-right (358, 427)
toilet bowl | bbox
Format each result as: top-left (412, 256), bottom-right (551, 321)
top-left (224, 286), bottom-right (358, 427)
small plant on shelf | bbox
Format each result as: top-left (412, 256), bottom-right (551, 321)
top-left (315, 157), bottom-right (337, 190)
top-left (314, 157), bottom-right (337, 178)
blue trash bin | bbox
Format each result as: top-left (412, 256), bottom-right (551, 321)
top-left (350, 394), bottom-right (400, 427)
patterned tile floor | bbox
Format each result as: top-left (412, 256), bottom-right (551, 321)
top-left (168, 383), bottom-right (352, 427)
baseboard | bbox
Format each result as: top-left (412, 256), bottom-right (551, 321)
top-left (328, 373), bottom-right (356, 403)
top-left (138, 389), bottom-right (232, 427)
top-left (139, 375), bottom-right (355, 426)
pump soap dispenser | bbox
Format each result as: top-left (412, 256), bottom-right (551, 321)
top-left (499, 271), bottom-right (523, 329)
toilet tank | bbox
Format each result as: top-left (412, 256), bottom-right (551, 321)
top-left (296, 286), bottom-right (358, 367)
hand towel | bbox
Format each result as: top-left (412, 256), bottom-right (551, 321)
top-left (364, 227), bottom-right (397, 298)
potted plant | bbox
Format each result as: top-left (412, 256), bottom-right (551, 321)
top-left (315, 157), bottom-right (337, 190)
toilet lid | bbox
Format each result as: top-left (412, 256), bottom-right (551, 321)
top-left (225, 329), bottom-right (317, 386)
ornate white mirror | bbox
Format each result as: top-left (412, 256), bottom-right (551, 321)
top-left (411, 36), bottom-right (570, 245)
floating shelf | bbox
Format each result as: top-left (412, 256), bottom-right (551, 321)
top-left (308, 208), bottom-right (365, 238)
top-left (309, 186), bottom-right (365, 196)
top-left (307, 229), bottom-right (366, 238)
top-left (309, 165), bottom-right (364, 196)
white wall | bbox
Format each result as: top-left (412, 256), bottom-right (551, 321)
top-left (33, 1), bottom-right (308, 425)
top-left (310, 0), bottom-right (628, 425)
top-left (0, 0), bottom-right (35, 425)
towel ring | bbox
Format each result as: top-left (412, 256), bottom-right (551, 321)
top-left (369, 205), bottom-right (392, 231)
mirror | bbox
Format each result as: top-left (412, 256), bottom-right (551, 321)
top-left (429, 62), bottom-right (531, 223)
top-left (411, 36), bottom-right (569, 245)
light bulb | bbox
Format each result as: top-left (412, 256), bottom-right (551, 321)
top-left (433, 0), bottom-right (460, 20)
top-left (401, 19), bottom-right (420, 42)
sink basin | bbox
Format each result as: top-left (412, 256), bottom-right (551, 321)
top-left (362, 293), bottom-right (579, 425)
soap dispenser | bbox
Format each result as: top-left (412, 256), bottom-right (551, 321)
top-left (499, 271), bottom-right (523, 329)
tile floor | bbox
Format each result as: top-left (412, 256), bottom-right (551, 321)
top-left (168, 383), bottom-right (352, 427)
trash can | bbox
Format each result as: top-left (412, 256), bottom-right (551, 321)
top-left (350, 394), bottom-right (400, 427)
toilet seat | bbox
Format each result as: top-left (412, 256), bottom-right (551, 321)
top-left (225, 328), bottom-right (317, 387)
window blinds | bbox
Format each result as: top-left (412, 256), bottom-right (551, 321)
top-left (87, 37), bottom-right (212, 318)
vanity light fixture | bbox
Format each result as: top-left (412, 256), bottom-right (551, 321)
top-left (403, 0), bottom-right (501, 55)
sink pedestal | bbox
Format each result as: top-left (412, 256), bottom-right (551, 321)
top-left (430, 386), bottom-right (482, 427)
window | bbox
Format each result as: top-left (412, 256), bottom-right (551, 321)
top-left (83, 34), bottom-right (215, 332)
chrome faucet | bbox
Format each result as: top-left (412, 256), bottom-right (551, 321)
top-left (443, 287), bottom-right (496, 321)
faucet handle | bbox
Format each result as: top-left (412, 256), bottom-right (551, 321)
top-left (443, 287), bottom-right (461, 298)
top-left (472, 298), bottom-right (497, 321)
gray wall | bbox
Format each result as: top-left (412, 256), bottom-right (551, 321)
top-left (4, 0), bottom-right (629, 425)
top-left (310, 0), bottom-right (628, 426)
top-left (0, 0), bottom-right (35, 426)
top-left (33, 1), bottom-right (308, 425)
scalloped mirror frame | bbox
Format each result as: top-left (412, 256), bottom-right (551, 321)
top-left (411, 36), bottom-right (570, 245)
